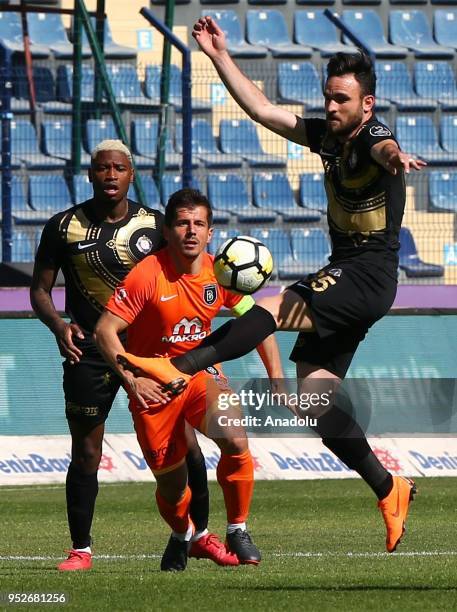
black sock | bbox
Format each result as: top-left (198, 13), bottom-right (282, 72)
top-left (66, 463), bottom-right (99, 549)
top-left (314, 404), bottom-right (393, 500)
top-left (186, 450), bottom-right (209, 533)
top-left (171, 305), bottom-right (277, 375)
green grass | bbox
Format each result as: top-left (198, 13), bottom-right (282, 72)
top-left (1, 478), bottom-right (456, 611)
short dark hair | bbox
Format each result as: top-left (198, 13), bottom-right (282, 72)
top-left (326, 51), bottom-right (376, 97)
top-left (165, 188), bottom-right (213, 227)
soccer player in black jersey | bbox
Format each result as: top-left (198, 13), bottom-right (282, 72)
top-left (119, 21), bottom-right (428, 554)
top-left (30, 140), bottom-right (235, 570)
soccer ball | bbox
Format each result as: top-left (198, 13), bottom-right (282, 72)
top-left (213, 236), bottom-right (273, 295)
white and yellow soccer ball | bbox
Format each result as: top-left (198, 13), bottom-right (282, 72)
top-left (213, 235), bottom-right (273, 295)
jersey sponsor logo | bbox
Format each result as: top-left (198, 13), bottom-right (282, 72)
top-left (77, 241), bottom-right (97, 250)
top-left (115, 287), bottom-right (128, 302)
top-left (203, 284), bottom-right (218, 305)
top-left (160, 294), bottom-right (178, 302)
top-left (369, 125), bottom-right (392, 137)
top-left (135, 234), bottom-right (153, 254)
top-left (162, 317), bottom-right (207, 343)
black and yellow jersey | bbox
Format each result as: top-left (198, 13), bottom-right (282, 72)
top-left (35, 199), bottom-right (165, 333)
top-left (305, 116), bottom-right (405, 263)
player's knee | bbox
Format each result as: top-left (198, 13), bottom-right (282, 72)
top-left (218, 437), bottom-right (248, 455)
top-left (72, 448), bottom-right (102, 473)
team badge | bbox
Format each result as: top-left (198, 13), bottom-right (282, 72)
top-left (115, 287), bottom-right (128, 302)
top-left (203, 284), bottom-right (218, 305)
top-left (135, 235), bottom-right (153, 254)
top-left (369, 125), bottom-right (392, 137)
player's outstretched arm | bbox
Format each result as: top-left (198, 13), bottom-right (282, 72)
top-left (192, 16), bottom-right (308, 146)
top-left (371, 140), bottom-right (427, 175)
top-left (30, 261), bottom-right (84, 365)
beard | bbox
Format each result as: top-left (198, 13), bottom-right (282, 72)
top-left (326, 109), bottom-right (364, 138)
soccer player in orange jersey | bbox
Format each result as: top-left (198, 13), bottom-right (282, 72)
top-left (94, 188), bottom-right (284, 570)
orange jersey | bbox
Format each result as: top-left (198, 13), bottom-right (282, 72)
top-left (106, 249), bottom-right (243, 357)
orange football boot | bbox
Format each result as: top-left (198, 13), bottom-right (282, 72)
top-left (57, 549), bottom-right (92, 571)
top-left (378, 476), bottom-right (417, 553)
top-left (117, 352), bottom-right (191, 396)
top-left (189, 533), bottom-right (239, 566)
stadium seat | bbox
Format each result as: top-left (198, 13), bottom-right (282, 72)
top-left (72, 174), bottom-right (93, 204)
top-left (202, 10), bottom-right (267, 58)
top-left (389, 10), bottom-right (454, 58)
top-left (396, 116), bottom-right (457, 165)
top-left (251, 228), bottom-right (293, 279)
top-left (220, 119), bottom-right (286, 168)
top-left (127, 175), bottom-right (163, 210)
top-left (434, 10), bottom-right (457, 50)
top-left (160, 175), bottom-right (201, 207)
top-left (248, 0), bottom-right (287, 4)
top-left (375, 62), bottom-right (437, 111)
top-left (414, 62), bottom-right (457, 111)
top-left (341, 10), bottom-right (407, 58)
top-left (390, 0), bottom-right (427, 4)
top-left (11, 120), bottom-right (65, 169)
top-left (279, 228), bottom-right (331, 279)
top-left (342, 0), bottom-right (380, 4)
top-left (73, 15), bottom-right (137, 59)
top-left (56, 65), bottom-right (96, 103)
top-left (207, 174), bottom-right (275, 222)
top-left (175, 119), bottom-right (242, 170)
top-left (296, 0), bottom-right (334, 4)
top-left (0, 10), bottom-right (49, 57)
top-left (27, 12), bottom-right (83, 60)
top-left (428, 170), bottom-right (457, 212)
top-left (252, 173), bottom-right (321, 222)
top-left (277, 62), bottom-right (324, 110)
top-left (131, 119), bottom-right (181, 170)
top-left (399, 227), bottom-right (444, 277)
top-left (106, 64), bottom-right (152, 109)
top-left (12, 229), bottom-right (39, 262)
top-left (12, 66), bottom-right (71, 114)
top-left (246, 9), bottom-right (313, 57)
top-left (42, 120), bottom-right (91, 167)
top-left (29, 175), bottom-right (73, 219)
top-left (299, 173), bottom-right (327, 213)
top-left (440, 115), bottom-right (457, 154)
top-left (144, 65), bottom-right (211, 112)
top-left (0, 176), bottom-right (44, 224)
top-left (207, 228), bottom-right (239, 256)
top-left (294, 10), bottom-right (357, 57)
top-left (431, 0), bottom-right (457, 4)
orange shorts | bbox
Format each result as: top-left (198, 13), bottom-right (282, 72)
top-left (129, 366), bottom-right (231, 474)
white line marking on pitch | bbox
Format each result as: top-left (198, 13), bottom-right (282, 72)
top-left (2, 551), bottom-right (457, 562)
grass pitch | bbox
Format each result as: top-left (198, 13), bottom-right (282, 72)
top-left (1, 478), bottom-right (456, 611)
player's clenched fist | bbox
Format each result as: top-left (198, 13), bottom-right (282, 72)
top-left (192, 16), bottom-right (227, 57)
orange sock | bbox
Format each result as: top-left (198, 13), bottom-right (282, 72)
top-left (156, 486), bottom-right (192, 534)
top-left (216, 450), bottom-right (254, 524)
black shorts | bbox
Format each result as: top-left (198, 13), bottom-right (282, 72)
top-left (63, 338), bottom-right (122, 426)
top-left (287, 255), bottom-right (397, 378)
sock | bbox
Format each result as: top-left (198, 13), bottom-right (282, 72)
top-left (74, 546), bottom-right (91, 554)
top-left (156, 486), bottom-right (192, 534)
top-left (227, 522), bottom-right (246, 534)
top-left (186, 450), bottom-right (209, 533)
top-left (171, 305), bottom-right (277, 375)
top-left (172, 523), bottom-right (194, 542)
top-left (192, 528), bottom-right (208, 542)
top-left (216, 450), bottom-right (254, 524)
top-left (314, 404), bottom-right (393, 500)
top-left (66, 463), bottom-right (98, 549)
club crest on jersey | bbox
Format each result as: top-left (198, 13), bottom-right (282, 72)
top-left (135, 234), bottom-right (153, 254)
top-left (203, 284), bottom-right (218, 305)
top-left (115, 287), bottom-right (128, 302)
top-left (369, 125), bottom-right (391, 137)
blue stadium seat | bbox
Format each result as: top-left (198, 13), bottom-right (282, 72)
top-left (389, 10), bottom-right (454, 58)
top-left (11, 120), bottom-right (65, 169)
top-left (56, 65), bottom-right (96, 103)
top-left (414, 62), bottom-right (457, 111)
top-left (160, 175), bottom-right (201, 207)
top-left (390, 0), bottom-right (426, 3)
top-left (144, 65), bottom-right (211, 112)
top-left (73, 16), bottom-right (136, 59)
top-left (12, 66), bottom-right (71, 114)
top-left (203, 10), bottom-right (267, 57)
top-left (399, 227), bottom-right (444, 277)
top-left (431, 0), bottom-right (457, 4)
top-left (246, 9), bottom-right (313, 57)
top-left (294, 10), bottom-right (357, 57)
top-left (127, 175), bottom-right (163, 210)
top-left (440, 115), bottom-right (457, 154)
top-left (429, 171), bottom-right (457, 212)
top-left (12, 229), bottom-right (39, 262)
top-left (434, 9), bottom-right (457, 50)
top-left (106, 64), bottom-right (151, 108)
top-left (375, 61), bottom-right (437, 111)
top-left (207, 229), bottom-right (239, 256)
top-left (279, 228), bottom-right (331, 279)
top-left (277, 62), bottom-right (324, 110)
top-left (220, 119), bottom-right (286, 168)
top-left (207, 174), bottom-right (275, 222)
top-left (42, 120), bottom-right (91, 167)
top-left (0, 11), bottom-right (49, 57)
top-left (27, 12), bottom-right (81, 60)
top-left (29, 175), bottom-right (73, 218)
top-left (248, 0), bottom-right (286, 4)
top-left (343, 0), bottom-right (380, 4)
top-left (72, 174), bottom-right (93, 204)
top-left (299, 173), bottom-right (327, 213)
top-left (251, 228), bottom-right (293, 279)
top-left (342, 10), bottom-right (407, 58)
top-left (395, 116), bottom-right (457, 165)
top-left (176, 119), bottom-right (242, 169)
top-left (131, 118), bottom-right (181, 170)
top-left (0, 176), bottom-right (44, 224)
top-left (296, 0), bottom-right (334, 4)
top-left (252, 173), bottom-right (321, 222)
